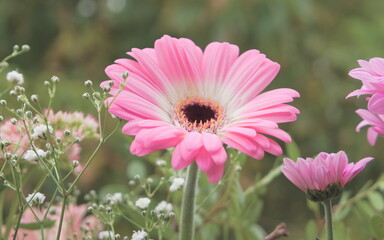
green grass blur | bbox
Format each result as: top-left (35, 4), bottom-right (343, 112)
top-left (1, 0), bottom-right (384, 239)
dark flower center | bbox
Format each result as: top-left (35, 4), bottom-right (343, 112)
top-left (175, 97), bottom-right (225, 133)
top-left (182, 104), bottom-right (217, 124)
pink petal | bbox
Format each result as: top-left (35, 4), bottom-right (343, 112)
top-left (205, 164), bottom-right (225, 184)
top-left (368, 94), bottom-right (384, 114)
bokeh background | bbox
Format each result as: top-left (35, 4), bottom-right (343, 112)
top-left (1, 0), bottom-right (384, 239)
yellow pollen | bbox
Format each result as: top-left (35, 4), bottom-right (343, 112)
top-left (174, 96), bottom-right (225, 133)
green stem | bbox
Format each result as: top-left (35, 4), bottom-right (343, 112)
top-left (179, 163), bottom-right (199, 240)
top-left (56, 195), bottom-right (67, 240)
top-left (323, 199), bottom-right (333, 240)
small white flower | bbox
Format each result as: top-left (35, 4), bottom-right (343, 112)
top-left (98, 230), bottom-right (114, 239)
top-left (31, 124), bottom-right (53, 139)
top-left (110, 192), bottom-right (123, 203)
top-left (135, 197), bottom-right (151, 209)
top-left (26, 192), bottom-right (45, 206)
top-left (155, 159), bottom-right (166, 167)
top-left (154, 201), bottom-right (173, 215)
top-left (169, 177), bottom-right (185, 192)
top-left (23, 149), bottom-right (47, 162)
top-left (6, 71), bottom-right (24, 85)
top-left (131, 229), bottom-right (147, 240)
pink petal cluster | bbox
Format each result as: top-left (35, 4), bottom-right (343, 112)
top-left (0, 120), bottom-right (29, 157)
top-left (281, 151), bottom-right (373, 192)
top-left (347, 57), bottom-right (384, 114)
top-left (347, 57), bottom-right (384, 145)
top-left (7, 204), bottom-right (102, 240)
top-left (103, 35), bottom-right (300, 183)
top-left (355, 109), bottom-right (384, 145)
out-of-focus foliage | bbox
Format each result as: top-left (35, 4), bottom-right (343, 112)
top-left (2, 0), bottom-right (384, 239)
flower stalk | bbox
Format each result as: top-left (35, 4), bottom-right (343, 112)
top-left (323, 199), bottom-right (333, 240)
top-left (179, 163), bottom-right (199, 240)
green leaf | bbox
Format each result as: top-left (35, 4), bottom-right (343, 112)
top-left (356, 200), bottom-right (375, 217)
top-left (371, 215), bottom-right (384, 239)
top-left (368, 191), bottom-right (384, 211)
top-left (285, 141), bottom-right (301, 160)
top-left (19, 219), bottom-right (56, 230)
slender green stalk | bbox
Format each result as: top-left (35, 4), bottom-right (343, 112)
top-left (56, 195), bottom-right (67, 240)
top-left (179, 163), bottom-right (199, 240)
top-left (323, 199), bottom-right (334, 240)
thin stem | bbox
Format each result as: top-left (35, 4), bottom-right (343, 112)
top-left (56, 195), bottom-right (67, 240)
top-left (179, 163), bottom-right (199, 240)
top-left (323, 199), bottom-right (333, 240)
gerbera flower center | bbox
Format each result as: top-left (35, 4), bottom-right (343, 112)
top-left (175, 97), bottom-right (225, 133)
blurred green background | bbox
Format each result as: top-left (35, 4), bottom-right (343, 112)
top-left (1, 0), bottom-right (384, 239)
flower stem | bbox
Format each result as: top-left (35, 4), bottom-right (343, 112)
top-left (179, 163), bottom-right (199, 240)
top-left (323, 199), bottom-right (333, 240)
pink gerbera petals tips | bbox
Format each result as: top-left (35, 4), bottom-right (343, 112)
top-left (281, 151), bottom-right (373, 202)
top-left (104, 35), bottom-right (300, 183)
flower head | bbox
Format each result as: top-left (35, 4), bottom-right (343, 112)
top-left (281, 151), bottom-right (373, 201)
top-left (6, 70), bottom-right (24, 85)
top-left (169, 177), bottom-right (185, 192)
top-left (23, 149), bottom-right (47, 162)
top-left (99, 231), bottom-right (114, 239)
top-left (135, 197), bottom-right (151, 209)
top-left (347, 57), bottom-right (384, 114)
top-left (154, 201), bottom-right (173, 216)
top-left (26, 192), bottom-right (45, 206)
top-left (355, 109), bottom-right (384, 145)
top-left (131, 229), bottom-right (147, 240)
top-left (103, 35), bottom-right (300, 183)
top-left (31, 124), bottom-right (53, 139)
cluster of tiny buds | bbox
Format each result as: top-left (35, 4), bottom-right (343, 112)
top-left (13, 44), bottom-right (30, 52)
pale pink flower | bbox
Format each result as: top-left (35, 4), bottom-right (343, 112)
top-left (7, 204), bottom-right (102, 240)
top-left (0, 120), bottom-right (29, 158)
top-left (281, 151), bottom-right (373, 200)
top-left (103, 35), bottom-right (300, 183)
top-left (355, 109), bottom-right (384, 145)
top-left (347, 57), bottom-right (384, 114)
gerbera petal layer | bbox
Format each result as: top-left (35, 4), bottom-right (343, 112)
top-left (104, 35), bottom-right (299, 183)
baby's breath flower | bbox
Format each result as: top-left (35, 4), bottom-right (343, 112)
top-left (131, 230), bottom-right (147, 240)
top-left (99, 231), bottom-right (114, 240)
top-left (155, 159), bottom-right (166, 167)
top-left (135, 198), bottom-right (151, 209)
top-left (23, 149), bottom-right (47, 162)
top-left (169, 177), bottom-right (185, 192)
top-left (51, 75), bottom-right (59, 83)
top-left (154, 201), bottom-right (173, 215)
top-left (31, 124), bottom-right (53, 139)
top-left (30, 94), bottom-right (39, 102)
top-left (26, 192), bottom-right (45, 206)
top-left (6, 70), bottom-right (24, 85)
top-left (110, 192), bottom-right (123, 203)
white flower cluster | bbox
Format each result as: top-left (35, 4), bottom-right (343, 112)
top-left (26, 192), bottom-right (45, 206)
top-left (98, 230), bottom-right (114, 239)
top-left (154, 201), bottom-right (173, 216)
top-left (135, 197), bottom-right (151, 209)
top-left (6, 70), bottom-right (24, 85)
top-left (31, 124), bottom-right (53, 139)
top-left (131, 229), bottom-right (147, 240)
top-left (169, 177), bottom-right (185, 192)
top-left (23, 149), bottom-right (47, 162)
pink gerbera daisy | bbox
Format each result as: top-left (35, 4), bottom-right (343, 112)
top-left (281, 151), bottom-right (373, 201)
top-left (347, 57), bottom-right (384, 114)
top-left (102, 35), bottom-right (300, 183)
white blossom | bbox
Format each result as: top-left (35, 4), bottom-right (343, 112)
top-left (6, 71), bottom-right (24, 85)
top-left (31, 124), bottom-right (53, 139)
top-left (154, 201), bottom-right (173, 215)
top-left (155, 159), bottom-right (166, 167)
top-left (98, 230), bottom-right (114, 239)
top-left (169, 177), bottom-right (185, 192)
top-left (26, 192), bottom-right (45, 206)
top-left (131, 230), bottom-right (147, 240)
top-left (135, 197), bottom-right (151, 209)
top-left (23, 149), bottom-right (47, 162)
top-left (107, 192), bottom-right (123, 204)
